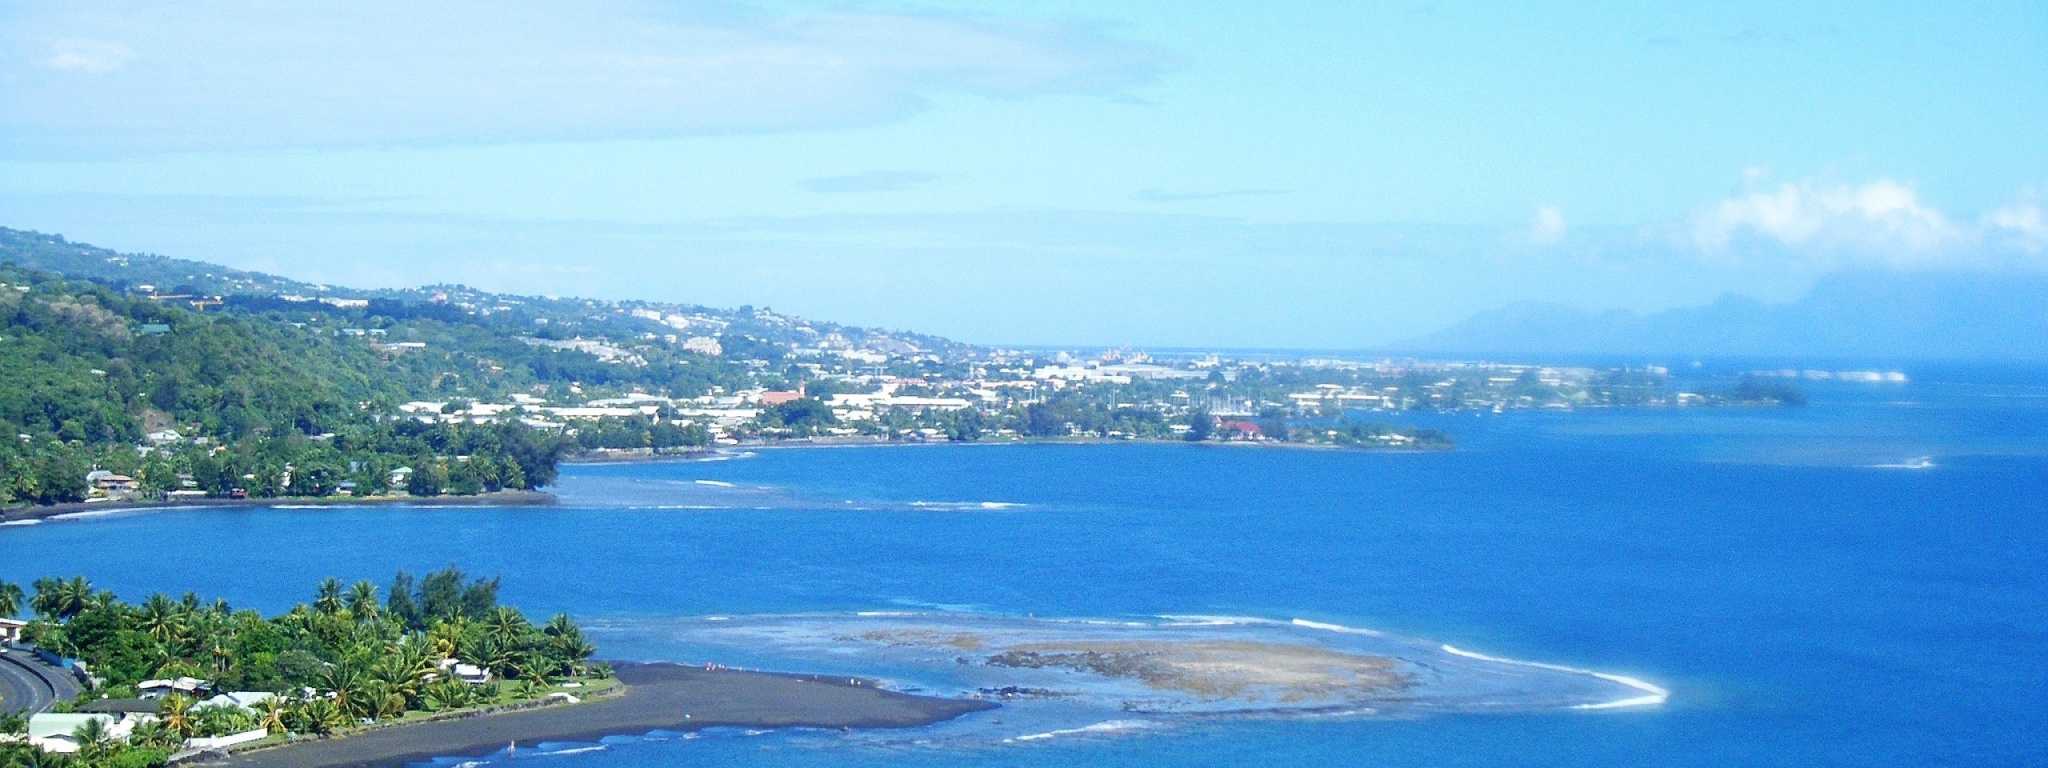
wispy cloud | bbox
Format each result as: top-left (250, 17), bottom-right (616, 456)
top-left (1526, 205), bottom-right (1567, 246)
top-left (1985, 190), bottom-right (2048, 252)
top-left (802, 171), bottom-right (938, 195)
top-left (40, 38), bottom-right (132, 73)
top-left (0, 2), bottom-right (1175, 158)
top-left (1131, 188), bottom-right (1282, 202)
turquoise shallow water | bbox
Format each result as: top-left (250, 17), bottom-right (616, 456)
top-left (3, 364), bottom-right (2045, 766)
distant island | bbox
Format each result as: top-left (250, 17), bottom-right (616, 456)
top-left (1, 226), bottom-right (1815, 510)
top-left (1396, 270), bottom-right (2048, 360)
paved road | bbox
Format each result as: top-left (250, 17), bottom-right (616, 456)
top-left (0, 648), bottom-right (79, 714)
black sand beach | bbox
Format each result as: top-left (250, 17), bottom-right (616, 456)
top-left (192, 662), bottom-right (996, 768)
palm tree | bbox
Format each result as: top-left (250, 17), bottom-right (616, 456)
top-left (71, 717), bottom-right (116, 761)
top-left (485, 607), bottom-right (531, 646)
top-left (313, 578), bottom-right (345, 616)
top-left (543, 613), bottom-right (595, 674)
top-left (0, 580), bottom-right (23, 618)
top-left (423, 679), bottom-right (473, 711)
top-left (292, 698), bottom-right (347, 736)
top-left (129, 717), bottom-right (181, 750)
top-left (322, 663), bottom-right (370, 721)
top-left (0, 710), bottom-right (26, 738)
top-left (159, 692), bottom-right (197, 740)
top-left (344, 580), bottom-right (380, 621)
top-left (139, 593), bottom-right (188, 645)
top-left (28, 577), bottom-right (60, 618)
top-left (258, 697), bottom-right (290, 735)
top-left (33, 576), bottom-right (92, 621)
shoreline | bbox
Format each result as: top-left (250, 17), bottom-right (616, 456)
top-left (0, 489), bottom-right (554, 525)
top-left (565, 434), bottom-right (1439, 465)
top-left (195, 661), bottom-right (996, 768)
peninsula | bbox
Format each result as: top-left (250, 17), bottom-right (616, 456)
top-left (1, 225), bottom-right (1818, 514)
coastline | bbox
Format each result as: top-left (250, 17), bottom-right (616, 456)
top-left (0, 489), bottom-right (555, 526)
top-left (194, 662), bottom-right (996, 768)
top-left (565, 434), bottom-right (1435, 465)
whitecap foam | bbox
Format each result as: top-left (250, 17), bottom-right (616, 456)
top-left (532, 745), bottom-right (607, 757)
top-left (1440, 645), bottom-right (1668, 709)
top-left (1872, 457), bottom-right (1936, 470)
top-left (0, 519), bottom-right (43, 526)
top-left (693, 480), bottom-right (736, 487)
top-left (1007, 719), bottom-right (1157, 743)
top-left (1291, 618), bottom-right (1386, 636)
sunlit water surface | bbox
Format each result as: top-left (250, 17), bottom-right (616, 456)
top-left (3, 364), bottom-right (2044, 766)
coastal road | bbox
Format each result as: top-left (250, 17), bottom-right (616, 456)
top-left (0, 648), bottom-right (79, 714)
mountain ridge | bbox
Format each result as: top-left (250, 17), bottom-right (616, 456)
top-left (1397, 271), bottom-right (2048, 361)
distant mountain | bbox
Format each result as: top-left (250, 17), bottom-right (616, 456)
top-left (1399, 271), bottom-right (2048, 361)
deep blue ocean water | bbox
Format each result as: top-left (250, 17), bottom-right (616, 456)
top-left (3, 365), bottom-right (2045, 766)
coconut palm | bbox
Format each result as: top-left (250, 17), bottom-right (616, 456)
top-left (423, 679), bottom-right (472, 711)
top-left (484, 606), bottom-right (530, 645)
top-left (292, 698), bottom-right (347, 736)
top-left (70, 717), bottom-right (116, 761)
top-left (313, 578), bottom-right (345, 616)
top-left (129, 717), bottom-right (181, 750)
top-left (0, 710), bottom-right (25, 738)
top-left (139, 593), bottom-right (188, 644)
top-left (0, 580), bottom-right (23, 617)
top-left (33, 576), bottom-right (93, 620)
top-left (344, 580), bottom-right (380, 621)
top-left (194, 704), bottom-right (254, 738)
top-left (322, 663), bottom-right (370, 720)
top-left (159, 692), bottom-right (198, 739)
top-left (258, 697), bottom-right (290, 735)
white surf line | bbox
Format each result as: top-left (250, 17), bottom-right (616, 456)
top-left (1440, 645), bottom-right (1669, 709)
top-left (1291, 618), bottom-right (1387, 637)
top-left (1006, 719), bottom-right (1155, 743)
top-left (693, 480), bottom-right (736, 487)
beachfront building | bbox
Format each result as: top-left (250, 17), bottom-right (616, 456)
top-left (0, 617), bottom-right (25, 644)
top-left (27, 713), bottom-right (136, 753)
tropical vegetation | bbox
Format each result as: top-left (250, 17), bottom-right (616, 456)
top-left (0, 571), bottom-right (601, 767)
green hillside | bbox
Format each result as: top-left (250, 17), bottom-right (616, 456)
top-left (0, 264), bottom-right (567, 505)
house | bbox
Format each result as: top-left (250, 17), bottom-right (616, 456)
top-left (438, 658), bottom-right (492, 684)
top-left (27, 713), bottom-right (133, 753)
top-left (0, 617), bottom-right (25, 644)
top-left (759, 391), bottom-right (803, 406)
top-left (145, 429), bottom-right (183, 445)
top-left (85, 471), bottom-right (138, 495)
top-left (199, 691), bottom-right (276, 711)
top-left (137, 676), bottom-right (212, 699)
top-left (76, 699), bottom-right (161, 716)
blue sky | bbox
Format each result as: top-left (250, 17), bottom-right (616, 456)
top-left (1, 1), bottom-right (2043, 347)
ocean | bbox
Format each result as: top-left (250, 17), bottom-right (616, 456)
top-left (3, 363), bottom-right (2044, 766)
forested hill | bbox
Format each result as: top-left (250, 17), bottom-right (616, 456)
top-left (0, 226), bottom-right (970, 359)
top-left (0, 226), bottom-right (975, 507)
top-left (0, 264), bottom-right (566, 505)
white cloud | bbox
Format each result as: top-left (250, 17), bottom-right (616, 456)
top-left (1985, 194), bottom-right (2048, 252)
top-left (40, 38), bottom-right (132, 73)
top-left (1693, 176), bottom-right (1960, 258)
top-left (0, 2), bottom-right (1172, 157)
top-left (1527, 205), bottom-right (1567, 246)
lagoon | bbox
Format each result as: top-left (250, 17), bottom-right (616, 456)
top-left (3, 365), bottom-right (2044, 766)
